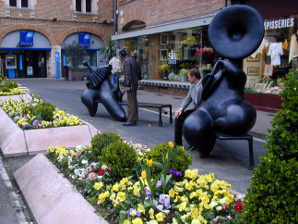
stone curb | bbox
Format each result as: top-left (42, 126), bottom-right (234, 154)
top-left (14, 154), bottom-right (108, 224)
top-left (0, 155), bottom-right (29, 224)
top-left (0, 108), bottom-right (99, 158)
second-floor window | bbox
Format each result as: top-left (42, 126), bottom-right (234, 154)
top-left (9, 0), bottom-right (28, 8)
top-left (75, 0), bottom-right (92, 13)
top-left (9, 0), bottom-right (17, 7)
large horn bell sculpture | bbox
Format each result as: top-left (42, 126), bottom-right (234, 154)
top-left (183, 5), bottom-right (264, 157)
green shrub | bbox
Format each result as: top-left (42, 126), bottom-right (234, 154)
top-left (3, 80), bottom-right (18, 89)
top-left (146, 143), bottom-right (193, 178)
top-left (90, 131), bottom-right (121, 157)
top-left (0, 86), bottom-right (10, 92)
top-left (100, 141), bottom-right (138, 182)
top-left (33, 102), bottom-right (56, 121)
top-left (241, 69), bottom-right (298, 223)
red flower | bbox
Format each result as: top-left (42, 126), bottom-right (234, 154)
top-left (234, 202), bottom-right (243, 212)
top-left (98, 169), bottom-right (105, 176)
top-left (92, 169), bottom-right (97, 173)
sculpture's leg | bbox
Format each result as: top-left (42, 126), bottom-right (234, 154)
top-left (81, 89), bottom-right (99, 116)
top-left (213, 100), bottom-right (257, 135)
top-left (99, 80), bottom-right (127, 122)
top-left (183, 109), bottom-right (216, 157)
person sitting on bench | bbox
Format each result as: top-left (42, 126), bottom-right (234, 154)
top-left (174, 68), bottom-right (203, 146)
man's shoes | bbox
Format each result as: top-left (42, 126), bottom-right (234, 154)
top-left (123, 121), bottom-right (137, 126)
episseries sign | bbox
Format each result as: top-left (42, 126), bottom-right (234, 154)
top-left (264, 17), bottom-right (295, 30)
top-left (20, 31), bottom-right (34, 46)
top-left (79, 34), bottom-right (91, 47)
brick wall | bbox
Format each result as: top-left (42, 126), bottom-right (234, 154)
top-left (0, 0), bottom-right (114, 77)
top-left (117, 0), bottom-right (226, 33)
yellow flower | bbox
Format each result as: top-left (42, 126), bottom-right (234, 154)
top-left (176, 201), bottom-right (187, 212)
top-left (146, 220), bottom-right (158, 224)
top-left (147, 159), bottom-right (153, 167)
top-left (116, 192), bottom-right (126, 202)
top-left (123, 220), bottom-right (131, 224)
top-left (137, 204), bottom-right (145, 214)
top-left (149, 208), bottom-right (155, 219)
top-left (141, 170), bottom-right (147, 180)
top-left (185, 169), bottom-right (199, 180)
top-left (93, 182), bottom-right (104, 190)
top-left (168, 141), bottom-right (174, 148)
top-left (169, 188), bottom-right (176, 198)
top-left (156, 212), bottom-right (166, 222)
top-left (112, 183), bottom-right (120, 192)
top-left (132, 217), bottom-right (143, 224)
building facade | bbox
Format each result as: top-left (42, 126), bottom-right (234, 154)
top-left (0, 0), bottom-right (114, 78)
top-left (112, 0), bottom-right (298, 95)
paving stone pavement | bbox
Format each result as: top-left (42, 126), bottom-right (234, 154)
top-left (0, 78), bottom-right (275, 223)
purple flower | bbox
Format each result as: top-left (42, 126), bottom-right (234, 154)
top-left (126, 208), bottom-right (141, 217)
top-left (168, 169), bottom-right (175, 174)
top-left (22, 124), bottom-right (29, 129)
top-left (156, 178), bottom-right (162, 188)
top-left (144, 187), bottom-right (152, 197)
top-left (32, 120), bottom-right (41, 126)
top-left (175, 171), bottom-right (183, 177)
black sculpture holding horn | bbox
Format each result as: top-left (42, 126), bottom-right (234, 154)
top-left (81, 61), bottom-right (126, 121)
top-left (183, 5), bottom-right (264, 157)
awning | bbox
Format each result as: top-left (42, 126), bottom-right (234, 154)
top-left (0, 30), bottom-right (51, 50)
top-left (111, 13), bottom-right (216, 40)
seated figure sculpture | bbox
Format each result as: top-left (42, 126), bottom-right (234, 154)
top-left (81, 61), bottom-right (126, 121)
top-left (182, 5), bottom-right (265, 157)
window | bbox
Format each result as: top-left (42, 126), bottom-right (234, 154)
top-left (76, 0), bottom-right (82, 12)
top-left (75, 0), bottom-right (95, 13)
top-left (86, 0), bottom-right (91, 13)
top-left (9, 0), bottom-right (17, 7)
top-left (21, 0), bottom-right (28, 8)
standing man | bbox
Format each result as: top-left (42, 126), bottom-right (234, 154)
top-left (109, 53), bottom-right (122, 89)
top-left (174, 68), bottom-right (203, 146)
top-left (119, 48), bottom-right (139, 126)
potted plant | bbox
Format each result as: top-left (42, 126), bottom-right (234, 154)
top-left (64, 42), bottom-right (88, 81)
top-left (159, 64), bottom-right (171, 80)
top-left (99, 37), bottom-right (116, 64)
top-left (179, 68), bottom-right (189, 82)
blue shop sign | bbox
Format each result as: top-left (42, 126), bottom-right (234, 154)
top-left (79, 34), bottom-right (90, 47)
top-left (20, 31), bottom-right (34, 46)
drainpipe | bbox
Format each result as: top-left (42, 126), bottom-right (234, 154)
top-left (113, 0), bottom-right (118, 34)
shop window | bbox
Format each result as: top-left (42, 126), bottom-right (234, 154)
top-left (244, 15), bottom-right (297, 95)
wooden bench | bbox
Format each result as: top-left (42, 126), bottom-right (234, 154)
top-left (213, 132), bottom-right (255, 170)
top-left (96, 100), bottom-right (173, 127)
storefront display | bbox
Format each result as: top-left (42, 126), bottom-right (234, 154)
top-left (244, 15), bottom-right (297, 95)
top-left (116, 27), bottom-right (218, 81)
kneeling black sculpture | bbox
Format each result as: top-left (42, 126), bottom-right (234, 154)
top-left (183, 5), bottom-right (264, 157)
top-left (81, 62), bottom-right (126, 121)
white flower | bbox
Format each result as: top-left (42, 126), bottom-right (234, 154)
top-left (219, 197), bottom-right (227, 205)
top-left (81, 159), bottom-right (88, 165)
top-left (209, 200), bottom-right (218, 208)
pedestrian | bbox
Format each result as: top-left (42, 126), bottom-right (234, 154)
top-left (174, 68), bottom-right (203, 146)
top-left (119, 48), bottom-right (139, 126)
top-left (108, 53), bottom-right (122, 89)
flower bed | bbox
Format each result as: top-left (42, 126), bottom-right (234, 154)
top-left (46, 131), bottom-right (245, 224)
top-left (0, 96), bottom-right (83, 129)
top-left (0, 76), bottom-right (25, 96)
top-left (0, 95), bottom-right (98, 157)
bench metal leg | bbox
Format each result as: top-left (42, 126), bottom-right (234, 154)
top-left (158, 108), bottom-right (162, 127)
top-left (247, 136), bottom-right (255, 170)
top-left (169, 105), bottom-right (173, 123)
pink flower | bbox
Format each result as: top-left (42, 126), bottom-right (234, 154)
top-left (234, 202), bottom-right (243, 212)
top-left (88, 172), bottom-right (96, 180)
top-left (121, 137), bottom-right (126, 141)
top-left (227, 215), bottom-right (232, 220)
top-left (85, 167), bottom-right (92, 172)
top-left (75, 151), bottom-right (81, 157)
